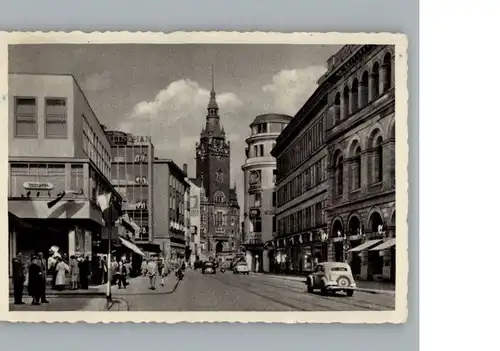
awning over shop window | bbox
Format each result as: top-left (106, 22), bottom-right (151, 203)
top-left (369, 238), bottom-right (396, 251)
top-left (119, 236), bottom-right (146, 256)
top-left (348, 239), bottom-right (383, 252)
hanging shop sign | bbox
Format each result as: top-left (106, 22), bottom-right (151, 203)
top-left (23, 181), bottom-right (54, 191)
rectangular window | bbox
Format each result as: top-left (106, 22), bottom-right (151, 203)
top-left (70, 164), bottom-right (84, 193)
top-left (14, 97), bottom-right (37, 137)
top-left (259, 144), bottom-right (264, 157)
top-left (253, 145), bottom-right (258, 157)
top-left (272, 217), bottom-right (276, 233)
top-left (45, 98), bottom-right (67, 138)
top-left (272, 191), bottom-right (276, 207)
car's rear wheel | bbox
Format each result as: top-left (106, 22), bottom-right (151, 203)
top-left (346, 290), bottom-right (354, 297)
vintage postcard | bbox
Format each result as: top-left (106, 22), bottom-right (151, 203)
top-left (0, 31), bottom-right (408, 323)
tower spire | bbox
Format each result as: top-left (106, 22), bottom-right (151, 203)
top-left (211, 64), bottom-right (215, 92)
top-left (207, 64), bottom-right (219, 110)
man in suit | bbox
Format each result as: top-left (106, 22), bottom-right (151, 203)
top-left (38, 252), bottom-right (49, 303)
top-left (12, 252), bottom-right (25, 305)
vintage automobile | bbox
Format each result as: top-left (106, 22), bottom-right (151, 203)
top-left (233, 261), bottom-right (250, 274)
top-left (305, 262), bottom-right (357, 296)
top-left (202, 261), bottom-right (216, 274)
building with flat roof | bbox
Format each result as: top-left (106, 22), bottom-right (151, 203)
top-left (153, 158), bottom-right (190, 260)
top-left (241, 113), bottom-right (292, 272)
top-left (8, 73), bottom-right (121, 274)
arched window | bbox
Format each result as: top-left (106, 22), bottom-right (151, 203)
top-left (368, 211), bottom-right (384, 234)
top-left (331, 219), bottom-right (343, 238)
top-left (351, 79), bottom-right (359, 113)
top-left (334, 93), bottom-right (341, 124)
top-left (350, 144), bottom-right (362, 190)
top-left (373, 136), bottom-right (383, 183)
top-left (214, 191), bottom-right (226, 203)
top-left (348, 216), bottom-right (361, 236)
top-left (390, 123), bottom-right (396, 186)
top-left (382, 52), bottom-right (392, 91)
top-left (334, 152), bottom-right (344, 196)
top-left (371, 62), bottom-right (380, 100)
top-left (360, 71), bottom-right (369, 107)
top-left (342, 86), bottom-right (350, 119)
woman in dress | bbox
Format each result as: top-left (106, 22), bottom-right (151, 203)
top-left (54, 256), bottom-right (68, 290)
top-left (69, 255), bottom-right (79, 290)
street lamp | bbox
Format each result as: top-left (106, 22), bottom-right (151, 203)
top-left (337, 230), bottom-right (349, 263)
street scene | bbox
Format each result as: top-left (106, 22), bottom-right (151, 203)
top-left (7, 42), bottom-right (397, 312)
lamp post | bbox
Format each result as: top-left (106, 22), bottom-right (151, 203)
top-left (337, 230), bottom-right (349, 263)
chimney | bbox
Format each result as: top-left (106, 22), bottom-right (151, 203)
top-left (183, 163), bottom-right (188, 175)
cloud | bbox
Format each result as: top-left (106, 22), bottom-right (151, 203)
top-left (119, 78), bottom-right (243, 180)
top-left (262, 66), bottom-right (327, 115)
top-left (81, 71), bottom-right (112, 91)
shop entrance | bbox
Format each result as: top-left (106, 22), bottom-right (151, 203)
top-left (16, 219), bottom-right (71, 258)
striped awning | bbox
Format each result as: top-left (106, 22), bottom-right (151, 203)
top-left (348, 239), bottom-right (383, 252)
top-left (369, 238), bottom-right (396, 251)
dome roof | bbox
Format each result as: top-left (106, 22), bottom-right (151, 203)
top-left (250, 113), bottom-right (293, 127)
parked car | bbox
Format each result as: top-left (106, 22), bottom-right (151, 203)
top-left (202, 261), bottom-right (216, 274)
top-left (306, 262), bottom-right (357, 296)
top-left (233, 261), bottom-right (250, 274)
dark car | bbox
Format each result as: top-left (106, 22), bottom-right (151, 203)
top-left (202, 261), bottom-right (216, 274)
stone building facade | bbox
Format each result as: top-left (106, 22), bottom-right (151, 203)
top-left (241, 113), bottom-right (292, 272)
top-left (271, 85), bottom-right (331, 274)
top-left (322, 44), bottom-right (396, 282)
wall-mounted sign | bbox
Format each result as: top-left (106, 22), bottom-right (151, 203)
top-left (129, 135), bottom-right (152, 145)
top-left (134, 154), bottom-right (148, 163)
top-left (23, 181), bottom-right (54, 191)
top-left (135, 176), bottom-right (148, 185)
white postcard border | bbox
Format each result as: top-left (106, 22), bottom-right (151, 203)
top-left (0, 31), bottom-right (408, 324)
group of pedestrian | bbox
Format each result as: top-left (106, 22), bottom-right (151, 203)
top-left (12, 252), bottom-right (49, 305)
top-left (67, 255), bottom-right (94, 290)
top-left (110, 257), bottom-right (132, 289)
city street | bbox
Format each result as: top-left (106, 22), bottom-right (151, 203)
top-left (10, 269), bottom-right (394, 312)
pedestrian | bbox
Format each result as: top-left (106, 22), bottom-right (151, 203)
top-left (47, 246), bottom-right (60, 290)
top-left (79, 256), bottom-right (90, 289)
top-left (111, 257), bottom-right (119, 285)
top-left (102, 256), bottom-right (108, 284)
top-left (12, 252), bottom-right (25, 305)
top-left (147, 258), bottom-right (157, 290)
top-left (54, 256), bottom-right (68, 291)
top-left (141, 259), bottom-right (148, 277)
top-left (37, 252), bottom-right (49, 303)
top-left (69, 255), bottom-right (79, 290)
top-left (117, 261), bottom-right (127, 289)
top-left (157, 258), bottom-right (165, 287)
top-left (28, 254), bottom-right (44, 305)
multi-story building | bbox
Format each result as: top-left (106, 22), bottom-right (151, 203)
top-left (7, 73), bottom-right (122, 274)
top-left (271, 82), bottom-right (330, 274)
top-left (241, 113), bottom-right (292, 272)
top-left (322, 45), bottom-right (396, 282)
top-left (153, 158), bottom-right (190, 260)
top-left (187, 178), bottom-right (203, 265)
top-left (194, 75), bottom-right (240, 262)
top-left (106, 130), bottom-right (160, 255)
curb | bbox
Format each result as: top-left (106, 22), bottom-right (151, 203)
top-left (255, 273), bottom-right (395, 295)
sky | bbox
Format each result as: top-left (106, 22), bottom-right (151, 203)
top-left (9, 44), bottom-right (341, 213)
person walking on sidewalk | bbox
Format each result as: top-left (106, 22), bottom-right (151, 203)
top-left (141, 259), bottom-right (148, 277)
top-left (147, 258), bottom-right (157, 290)
top-left (12, 252), bottom-right (25, 305)
top-left (157, 258), bottom-right (165, 287)
top-left (117, 261), bottom-right (127, 289)
top-left (54, 256), bottom-right (68, 291)
top-left (38, 252), bottom-right (49, 303)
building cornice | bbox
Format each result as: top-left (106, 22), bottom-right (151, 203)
top-left (245, 132), bottom-right (281, 144)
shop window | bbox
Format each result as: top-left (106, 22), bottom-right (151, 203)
top-left (45, 98), bottom-right (67, 138)
top-left (14, 97), bottom-right (37, 137)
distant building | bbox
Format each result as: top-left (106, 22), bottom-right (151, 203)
top-left (106, 130), bottom-right (160, 255)
top-left (152, 158), bottom-right (190, 260)
top-left (194, 72), bottom-right (240, 261)
top-left (8, 73), bottom-right (121, 274)
top-left (187, 178), bottom-right (203, 264)
top-left (241, 113), bottom-right (292, 272)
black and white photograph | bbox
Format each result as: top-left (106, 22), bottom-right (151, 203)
top-left (0, 32), bottom-right (408, 323)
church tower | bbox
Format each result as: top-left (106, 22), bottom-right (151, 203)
top-left (195, 67), bottom-right (240, 259)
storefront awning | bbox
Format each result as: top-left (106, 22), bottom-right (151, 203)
top-left (348, 239), bottom-right (383, 252)
top-left (369, 238), bottom-right (396, 251)
top-left (119, 237), bottom-right (146, 256)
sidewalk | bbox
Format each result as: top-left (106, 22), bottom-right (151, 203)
top-left (251, 272), bottom-right (395, 295)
